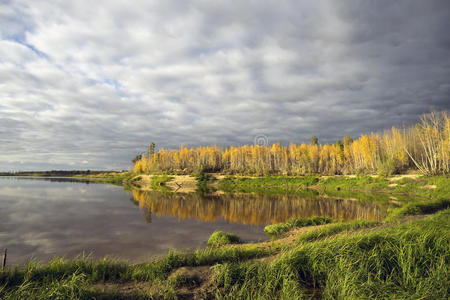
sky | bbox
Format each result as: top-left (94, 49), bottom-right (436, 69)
top-left (1, 0), bottom-right (449, 171)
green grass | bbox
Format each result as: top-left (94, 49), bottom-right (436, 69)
top-left (385, 198), bottom-right (450, 221)
top-left (320, 175), bottom-right (390, 190)
top-left (297, 220), bottom-right (380, 243)
top-left (150, 175), bottom-right (173, 190)
top-left (0, 271), bottom-right (90, 300)
top-left (217, 175), bottom-right (397, 201)
top-left (212, 210), bottom-right (450, 299)
top-left (218, 174), bottom-right (392, 194)
top-left (207, 231), bottom-right (241, 247)
top-left (218, 175), bottom-right (319, 193)
top-left (195, 172), bottom-right (216, 194)
top-left (264, 216), bottom-right (333, 238)
top-left (386, 176), bottom-right (449, 201)
top-left (0, 246), bottom-right (272, 299)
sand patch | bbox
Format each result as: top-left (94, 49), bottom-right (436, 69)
top-left (165, 175), bottom-right (197, 193)
top-left (388, 174), bottom-right (420, 181)
top-left (420, 185), bottom-right (437, 189)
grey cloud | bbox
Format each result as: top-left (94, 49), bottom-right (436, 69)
top-left (0, 0), bottom-right (449, 170)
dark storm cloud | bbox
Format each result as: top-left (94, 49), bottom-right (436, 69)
top-left (0, 0), bottom-right (449, 170)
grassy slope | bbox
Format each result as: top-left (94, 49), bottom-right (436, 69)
top-left (213, 210), bottom-right (449, 299)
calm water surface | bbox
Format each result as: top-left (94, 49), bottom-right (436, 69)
top-left (0, 177), bottom-right (388, 265)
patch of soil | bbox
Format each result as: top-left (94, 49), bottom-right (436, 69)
top-left (91, 281), bottom-right (151, 298)
top-left (134, 175), bottom-right (198, 193)
top-left (169, 266), bottom-right (217, 299)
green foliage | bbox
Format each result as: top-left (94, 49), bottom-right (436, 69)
top-left (213, 210), bottom-right (450, 299)
top-left (264, 216), bottom-right (333, 238)
top-left (207, 231), bottom-right (241, 247)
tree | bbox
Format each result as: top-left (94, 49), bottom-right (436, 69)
top-left (146, 142), bottom-right (156, 159)
top-left (311, 135), bottom-right (319, 146)
top-left (131, 154), bottom-right (142, 164)
top-left (342, 136), bottom-right (353, 146)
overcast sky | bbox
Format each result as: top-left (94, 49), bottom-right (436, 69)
top-left (1, 0), bottom-right (449, 171)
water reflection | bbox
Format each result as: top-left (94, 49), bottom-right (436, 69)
top-left (0, 177), bottom-right (391, 265)
top-left (0, 177), bottom-right (266, 265)
top-left (131, 190), bottom-right (388, 225)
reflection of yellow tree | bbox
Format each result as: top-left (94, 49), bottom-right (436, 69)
top-left (131, 191), bottom-right (386, 225)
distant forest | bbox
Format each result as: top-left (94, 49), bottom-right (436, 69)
top-left (133, 111), bottom-right (449, 176)
top-left (0, 170), bottom-right (115, 177)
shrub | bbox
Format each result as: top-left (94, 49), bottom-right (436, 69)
top-left (207, 231), bottom-right (241, 247)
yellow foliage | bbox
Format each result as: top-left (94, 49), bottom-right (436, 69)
top-left (131, 111), bottom-right (448, 175)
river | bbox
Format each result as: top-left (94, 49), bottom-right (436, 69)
top-left (0, 176), bottom-right (388, 265)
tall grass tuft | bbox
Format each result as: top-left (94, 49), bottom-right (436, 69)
top-left (264, 216), bottom-right (333, 238)
top-left (297, 220), bottom-right (380, 243)
top-left (0, 271), bottom-right (89, 300)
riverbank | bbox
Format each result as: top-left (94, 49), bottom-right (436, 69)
top-left (1, 207), bottom-right (448, 299)
top-left (125, 173), bottom-right (447, 203)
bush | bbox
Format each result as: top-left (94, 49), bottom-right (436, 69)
top-left (377, 158), bottom-right (397, 177)
top-left (207, 231), bottom-right (241, 247)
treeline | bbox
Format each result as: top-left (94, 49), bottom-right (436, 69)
top-left (133, 111), bottom-right (449, 176)
top-left (0, 170), bottom-right (118, 177)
